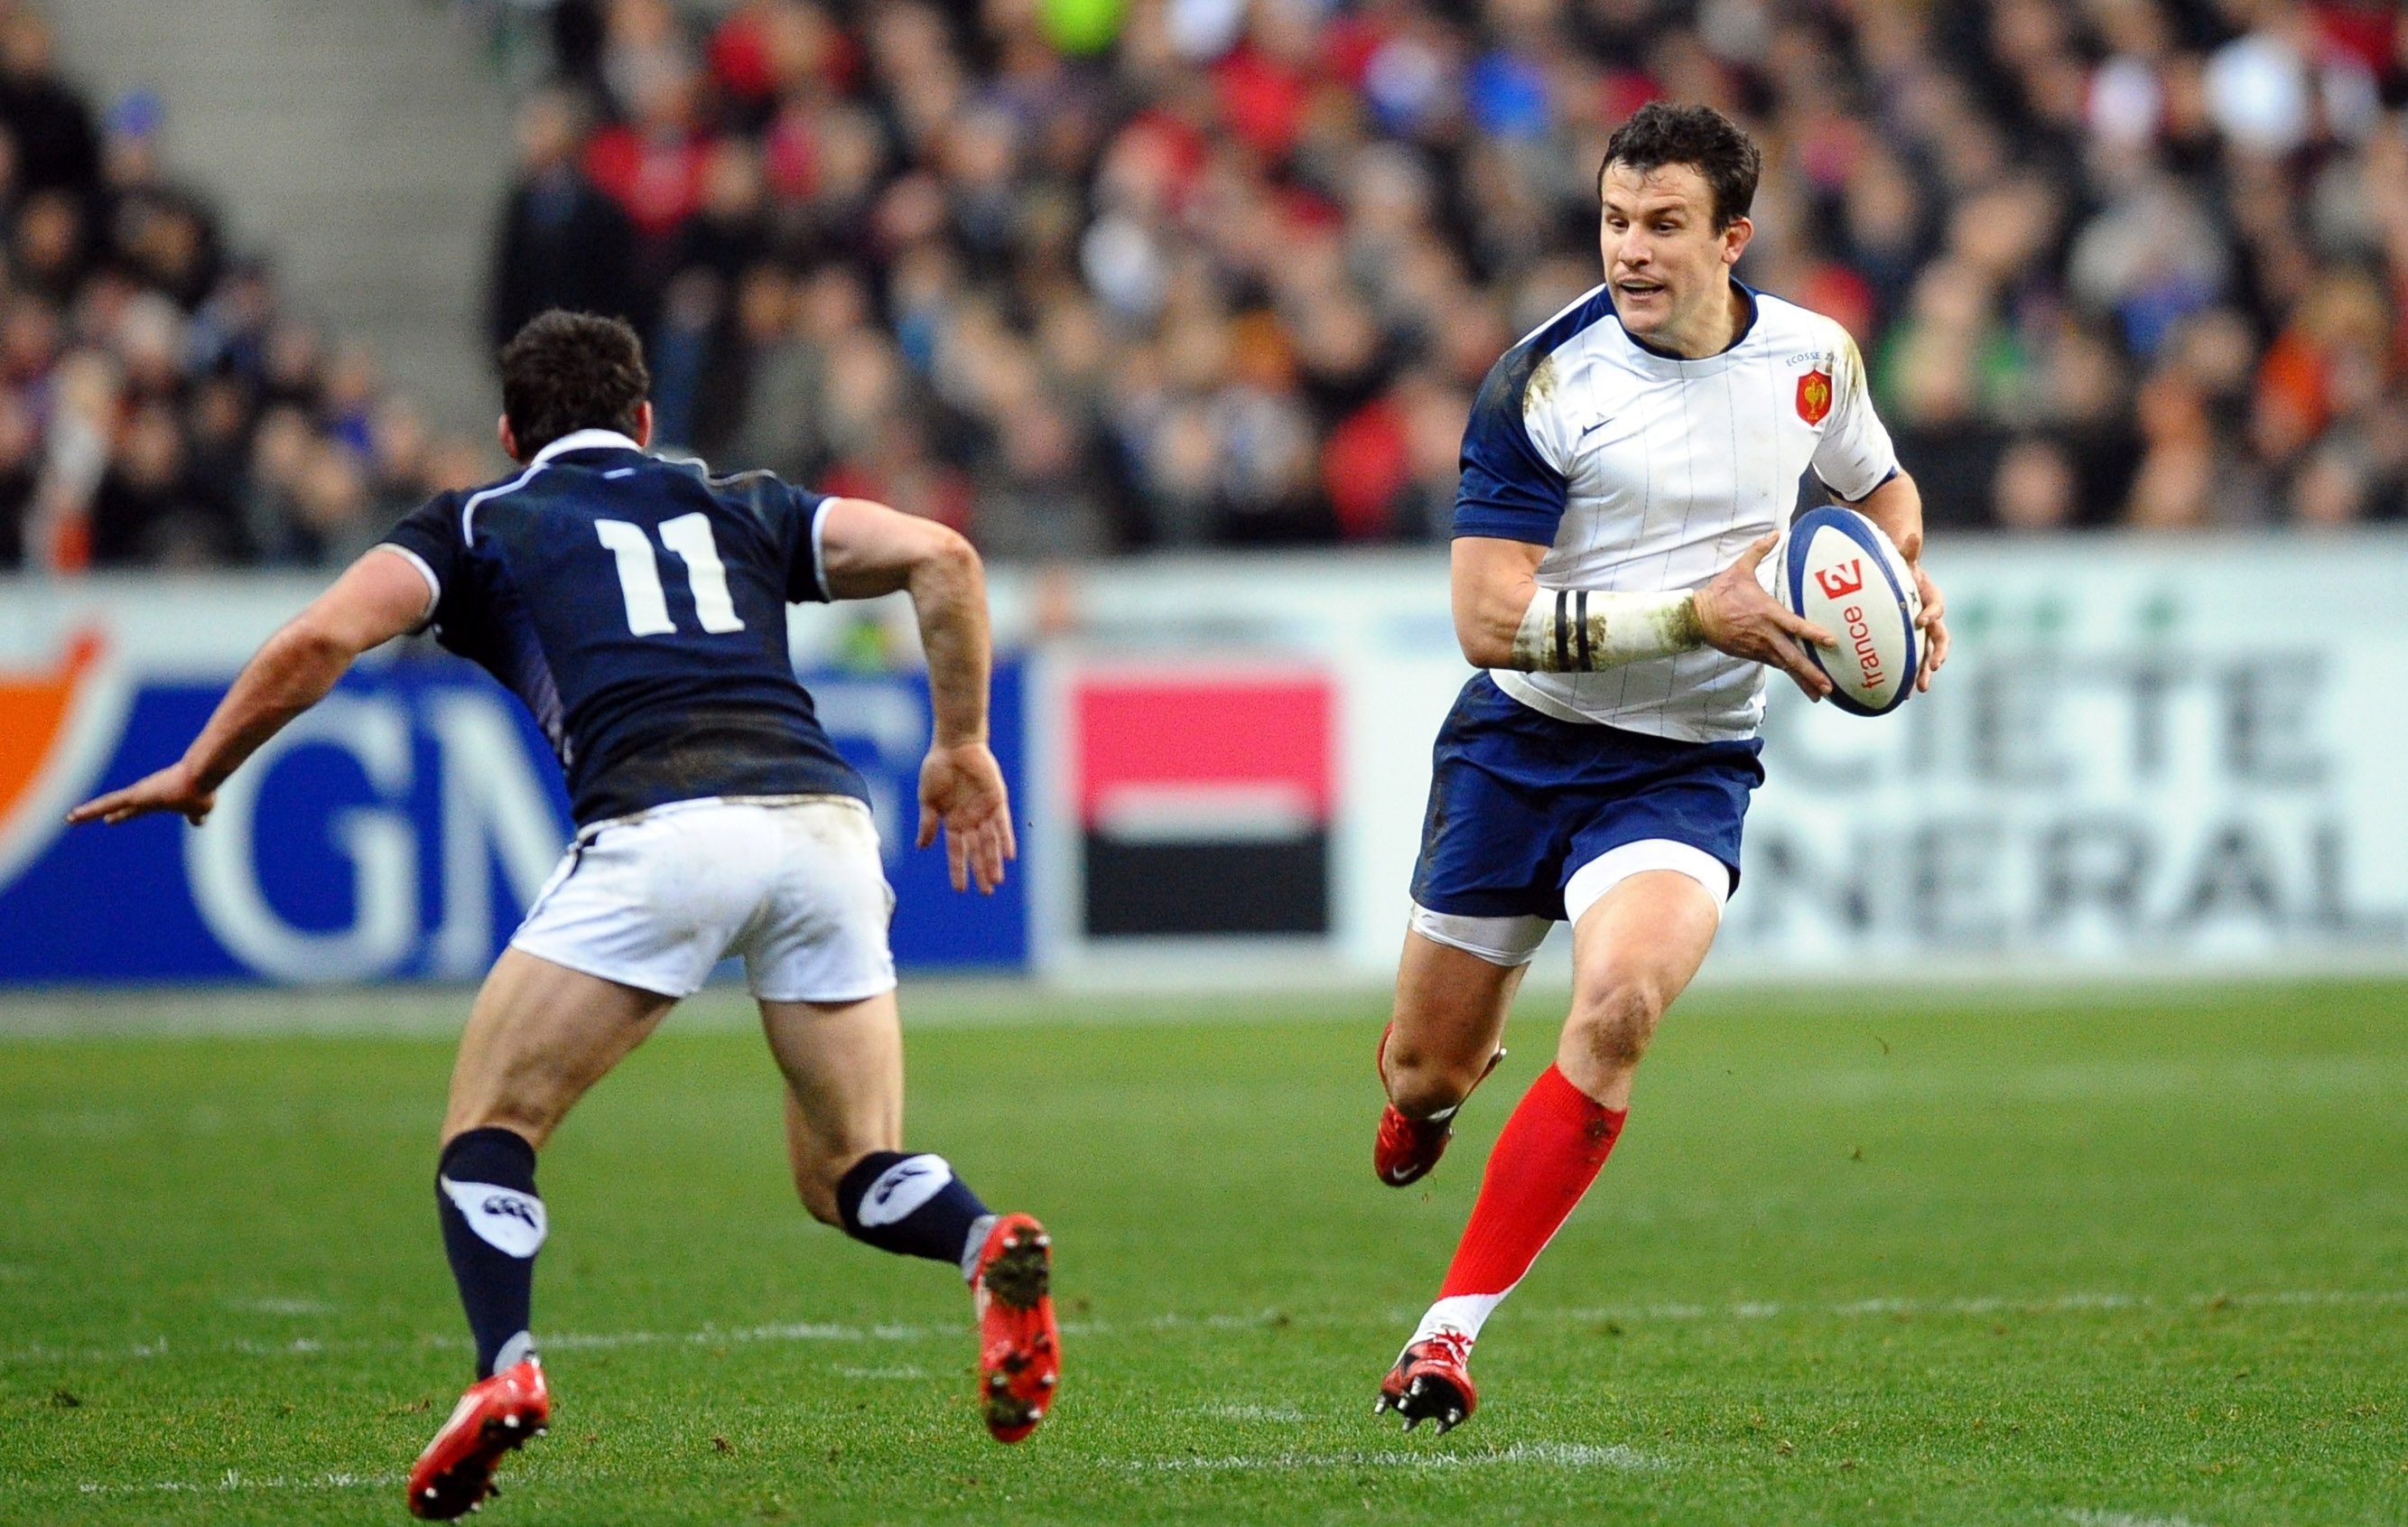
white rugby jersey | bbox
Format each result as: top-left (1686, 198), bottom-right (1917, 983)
top-left (1454, 282), bottom-right (1899, 742)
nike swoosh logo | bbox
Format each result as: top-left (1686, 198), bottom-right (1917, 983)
top-left (1576, 414), bottom-right (1614, 441)
top-left (872, 1169), bottom-right (928, 1204)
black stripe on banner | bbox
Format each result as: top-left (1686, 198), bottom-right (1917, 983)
top-left (1574, 591), bottom-right (1591, 671)
top-left (1084, 835), bottom-right (1330, 936)
top-left (1554, 590), bottom-right (1570, 670)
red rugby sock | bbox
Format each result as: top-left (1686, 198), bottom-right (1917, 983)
top-left (1437, 1065), bottom-right (1625, 1304)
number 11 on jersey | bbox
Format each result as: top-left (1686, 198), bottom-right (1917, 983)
top-left (596, 514), bottom-right (747, 637)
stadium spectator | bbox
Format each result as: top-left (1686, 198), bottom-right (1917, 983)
top-left (18, 0), bottom-right (2408, 572)
top-left (0, 1), bottom-right (498, 573)
top-left (0, 5), bottom-right (94, 195)
top-left (488, 87), bottom-right (642, 350)
top-left (460, 0), bottom-right (2408, 552)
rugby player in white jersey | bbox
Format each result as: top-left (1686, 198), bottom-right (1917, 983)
top-left (1371, 103), bottom-right (1948, 1431)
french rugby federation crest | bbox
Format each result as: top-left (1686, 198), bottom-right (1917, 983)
top-left (1796, 367), bottom-right (1834, 425)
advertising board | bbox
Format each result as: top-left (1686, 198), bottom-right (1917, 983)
top-left (0, 586), bottom-right (1027, 984)
top-left (1042, 537), bottom-right (2408, 982)
top-left (6, 535), bottom-right (2402, 991)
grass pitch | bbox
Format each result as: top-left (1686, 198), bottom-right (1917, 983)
top-left (5, 979), bottom-right (2407, 1525)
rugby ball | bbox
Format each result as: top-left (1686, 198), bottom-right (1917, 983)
top-left (1762, 506), bottom-right (1920, 717)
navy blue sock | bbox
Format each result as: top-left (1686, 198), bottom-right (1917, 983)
top-left (836, 1151), bottom-right (994, 1279)
top-left (435, 1127), bottom-right (546, 1379)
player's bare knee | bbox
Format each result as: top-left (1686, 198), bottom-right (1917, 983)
top-left (1383, 1036), bottom-right (1485, 1116)
top-left (1567, 977), bottom-right (1666, 1075)
top-left (1388, 1062), bottom-right (1473, 1119)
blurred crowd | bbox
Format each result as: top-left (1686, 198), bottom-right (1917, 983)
top-left (12, 1), bottom-right (2408, 574)
top-left (0, 4), bottom-right (496, 572)
top-left (476, 0), bottom-right (2408, 552)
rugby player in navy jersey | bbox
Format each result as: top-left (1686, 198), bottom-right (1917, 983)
top-left (68, 312), bottom-right (1059, 1517)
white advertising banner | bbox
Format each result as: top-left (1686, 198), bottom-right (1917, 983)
top-left (5, 534), bottom-right (2402, 989)
top-left (1045, 535), bottom-right (2408, 982)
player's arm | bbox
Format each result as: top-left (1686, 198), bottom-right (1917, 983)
top-left (1452, 535), bottom-right (1836, 700)
top-left (65, 548), bottom-right (434, 826)
top-left (1842, 469), bottom-right (1948, 693)
top-left (814, 497), bottom-right (1015, 895)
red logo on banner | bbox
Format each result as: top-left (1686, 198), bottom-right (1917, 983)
top-left (1797, 368), bottom-right (1833, 424)
top-left (1073, 666), bottom-right (1334, 936)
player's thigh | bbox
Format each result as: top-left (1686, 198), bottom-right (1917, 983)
top-left (1390, 926), bottom-right (1530, 1071)
top-left (443, 946), bottom-right (676, 1147)
top-left (741, 799), bottom-right (899, 1009)
top-left (760, 992), bottom-right (905, 1212)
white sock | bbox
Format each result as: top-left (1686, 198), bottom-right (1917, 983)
top-left (1409, 1291), bottom-right (1507, 1349)
top-left (959, 1213), bottom-right (998, 1283)
top-left (491, 1330), bottom-right (537, 1373)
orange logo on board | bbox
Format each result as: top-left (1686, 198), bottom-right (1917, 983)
top-left (1796, 368), bottom-right (1833, 425)
top-left (0, 631), bottom-right (103, 824)
top-left (0, 629), bottom-right (125, 885)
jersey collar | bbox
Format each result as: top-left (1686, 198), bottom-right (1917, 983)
top-left (531, 428), bottom-right (644, 464)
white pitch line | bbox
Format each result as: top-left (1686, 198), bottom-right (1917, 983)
top-left (1548, 1286), bottom-right (2408, 1327)
top-left (1199, 1403), bottom-right (1307, 1422)
top-left (222, 1296), bottom-right (339, 1317)
top-left (1139, 1441), bottom-right (1666, 1473)
top-left (2063, 1510), bottom-right (2205, 1527)
top-left (68, 1470), bottom-right (400, 1497)
top-left (543, 1320), bottom-right (929, 1351)
top-left (10, 1286), bottom-right (2406, 1371)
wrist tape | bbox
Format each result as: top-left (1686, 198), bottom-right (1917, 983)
top-left (1511, 588), bottom-right (1703, 673)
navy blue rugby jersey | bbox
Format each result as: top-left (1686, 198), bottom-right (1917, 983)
top-left (379, 428), bottom-right (867, 827)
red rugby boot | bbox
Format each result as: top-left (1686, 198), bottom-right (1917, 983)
top-left (1372, 1024), bottom-right (1504, 1187)
top-left (1374, 1333), bottom-right (1477, 1434)
top-left (406, 1357), bottom-right (549, 1519)
top-left (971, 1212), bottom-right (1058, 1443)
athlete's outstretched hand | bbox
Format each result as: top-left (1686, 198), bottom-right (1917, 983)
top-left (66, 759), bottom-right (215, 827)
top-left (917, 740), bottom-right (1017, 894)
top-left (1695, 534), bottom-right (1836, 701)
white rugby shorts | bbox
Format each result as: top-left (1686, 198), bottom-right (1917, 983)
top-left (510, 795), bottom-right (897, 1003)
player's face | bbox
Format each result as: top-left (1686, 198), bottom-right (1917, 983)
top-left (1599, 162), bottom-right (1749, 355)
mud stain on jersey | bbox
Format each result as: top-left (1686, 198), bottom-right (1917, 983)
top-left (592, 709), bottom-right (815, 823)
top-left (1524, 351), bottom-right (1560, 414)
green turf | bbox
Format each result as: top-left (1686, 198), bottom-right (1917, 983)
top-left (5, 980), bottom-right (2408, 1525)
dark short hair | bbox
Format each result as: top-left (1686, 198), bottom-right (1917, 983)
top-left (498, 310), bottom-right (649, 458)
top-left (1599, 102), bottom-right (1762, 230)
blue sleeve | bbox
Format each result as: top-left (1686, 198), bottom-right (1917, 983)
top-left (708, 466), bottom-right (834, 604)
top-left (378, 492), bottom-right (466, 626)
top-left (785, 485), bottom-right (833, 604)
top-left (1451, 344), bottom-right (1567, 545)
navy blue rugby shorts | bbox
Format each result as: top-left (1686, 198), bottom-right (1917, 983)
top-left (1408, 674), bottom-right (1765, 922)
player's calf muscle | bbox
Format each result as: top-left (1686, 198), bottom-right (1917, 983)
top-left (786, 1133), bottom-right (896, 1225)
top-left (1387, 936), bottom-right (1519, 1112)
